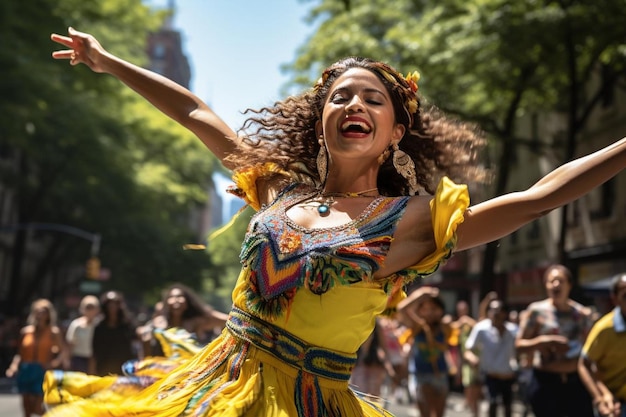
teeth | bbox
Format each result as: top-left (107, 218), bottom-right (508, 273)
top-left (341, 120), bottom-right (371, 133)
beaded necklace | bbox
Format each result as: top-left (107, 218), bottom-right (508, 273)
top-left (314, 187), bottom-right (380, 216)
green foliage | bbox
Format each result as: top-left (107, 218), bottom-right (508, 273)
top-left (286, 0), bottom-right (626, 137)
top-left (0, 0), bottom-right (223, 313)
top-left (206, 206), bottom-right (255, 301)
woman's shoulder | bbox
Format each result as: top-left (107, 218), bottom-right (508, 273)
top-left (568, 300), bottom-right (592, 317)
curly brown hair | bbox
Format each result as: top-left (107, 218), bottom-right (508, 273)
top-left (224, 57), bottom-right (487, 195)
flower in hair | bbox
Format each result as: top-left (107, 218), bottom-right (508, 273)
top-left (402, 71), bottom-right (420, 114)
top-left (404, 71), bottom-right (420, 93)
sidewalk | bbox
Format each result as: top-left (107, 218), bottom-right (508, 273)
top-left (387, 391), bottom-right (530, 417)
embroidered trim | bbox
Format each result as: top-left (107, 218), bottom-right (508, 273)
top-left (227, 307), bottom-right (356, 381)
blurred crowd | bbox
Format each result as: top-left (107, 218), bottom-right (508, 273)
top-left (1, 265), bottom-right (625, 417)
top-left (348, 265), bottom-right (626, 417)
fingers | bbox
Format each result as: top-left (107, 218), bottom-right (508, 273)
top-left (51, 50), bottom-right (73, 60)
top-left (51, 31), bottom-right (77, 63)
top-left (51, 28), bottom-right (83, 64)
top-left (50, 27), bottom-right (83, 57)
top-left (50, 33), bottom-right (75, 49)
top-left (51, 49), bottom-right (80, 66)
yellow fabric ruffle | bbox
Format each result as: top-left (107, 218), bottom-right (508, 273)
top-left (411, 176), bottom-right (469, 272)
top-left (43, 332), bottom-right (393, 417)
top-left (230, 163), bottom-right (289, 211)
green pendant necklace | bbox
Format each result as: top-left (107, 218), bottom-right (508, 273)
top-left (316, 187), bottom-right (379, 216)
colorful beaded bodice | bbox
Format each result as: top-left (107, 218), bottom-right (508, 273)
top-left (239, 183), bottom-right (410, 320)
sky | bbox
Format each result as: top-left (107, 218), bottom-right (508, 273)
top-left (145, 0), bottom-right (316, 220)
top-left (146, 0), bottom-right (314, 129)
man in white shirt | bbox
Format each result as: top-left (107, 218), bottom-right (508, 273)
top-left (465, 299), bottom-right (518, 417)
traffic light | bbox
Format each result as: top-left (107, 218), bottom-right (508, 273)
top-left (86, 257), bottom-right (101, 279)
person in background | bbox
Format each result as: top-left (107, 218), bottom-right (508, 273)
top-left (514, 309), bottom-right (533, 417)
top-left (65, 295), bottom-right (100, 373)
top-left (452, 300), bottom-right (480, 417)
top-left (508, 310), bottom-right (520, 327)
top-left (578, 273), bottom-right (626, 417)
top-left (90, 291), bottom-right (136, 376)
top-left (399, 286), bottom-right (452, 417)
top-left (465, 299), bottom-right (518, 417)
top-left (516, 264), bottom-right (594, 417)
top-left (6, 299), bottom-right (68, 417)
top-left (137, 283), bottom-right (229, 357)
top-left (351, 318), bottom-right (394, 401)
top-left (379, 313), bottom-right (412, 404)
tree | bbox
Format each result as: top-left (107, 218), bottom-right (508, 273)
top-left (0, 0), bottom-right (222, 315)
top-left (282, 0), bottom-right (626, 295)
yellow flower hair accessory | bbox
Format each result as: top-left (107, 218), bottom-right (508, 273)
top-left (401, 71), bottom-right (420, 115)
top-left (404, 71), bottom-right (420, 93)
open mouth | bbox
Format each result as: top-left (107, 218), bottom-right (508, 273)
top-left (340, 117), bottom-right (372, 135)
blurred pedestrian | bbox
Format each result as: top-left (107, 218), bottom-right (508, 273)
top-left (399, 286), bottom-right (452, 417)
top-left (516, 264), bottom-right (594, 417)
top-left (465, 299), bottom-right (518, 417)
top-left (579, 273), bottom-right (626, 417)
top-left (137, 283), bottom-right (228, 357)
top-left (5, 299), bottom-right (68, 417)
top-left (90, 291), bottom-right (136, 376)
top-left (351, 318), bottom-right (395, 401)
top-left (379, 314), bottom-right (412, 404)
top-left (453, 300), bottom-right (481, 417)
top-left (65, 295), bottom-right (100, 373)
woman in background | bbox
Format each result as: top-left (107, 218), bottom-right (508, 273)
top-left (138, 283), bottom-right (228, 357)
top-left (90, 291), bottom-right (136, 376)
top-left (6, 299), bottom-right (67, 417)
top-left (65, 295), bottom-right (100, 373)
top-left (399, 287), bottom-right (453, 417)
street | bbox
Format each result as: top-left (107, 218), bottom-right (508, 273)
top-left (0, 394), bottom-right (19, 417)
top-left (0, 391), bottom-right (528, 417)
top-left (387, 392), bottom-right (529, 417)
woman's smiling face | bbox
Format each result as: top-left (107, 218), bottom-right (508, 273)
top-left (318, 68), bottom-right (405, 164)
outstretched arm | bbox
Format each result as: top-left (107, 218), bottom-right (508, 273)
top-left (50, 27), bottom-right (238, 167)
top-left (456, 138), bottom-right (626, 251)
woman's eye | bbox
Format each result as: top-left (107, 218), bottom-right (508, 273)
top-left (331, 95), bottom-right (347, 103)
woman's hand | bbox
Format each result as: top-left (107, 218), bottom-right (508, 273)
top-left (51, 27), bottom-right (108, 73)
top-left (5, 365), bottom-right (17, 378)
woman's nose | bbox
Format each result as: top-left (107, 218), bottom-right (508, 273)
top-left (345, 95), bottom-right (365, 112)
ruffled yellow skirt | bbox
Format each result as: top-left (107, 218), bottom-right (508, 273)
top-left (43, 327), bottom-right (393, 417)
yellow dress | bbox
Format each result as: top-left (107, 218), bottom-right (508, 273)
top-left (43, 172), bottom-right (468, 417)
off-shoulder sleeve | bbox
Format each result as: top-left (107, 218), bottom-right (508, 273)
top-left (228, 163), bottom-right (289, 211)
top-left (412, 176), bottom-right (469, 273)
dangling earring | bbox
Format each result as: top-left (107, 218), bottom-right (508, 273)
top-left (392, 142), bottom-right (419, 195)
top-left (317, 135), bottom-right (328, 184)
